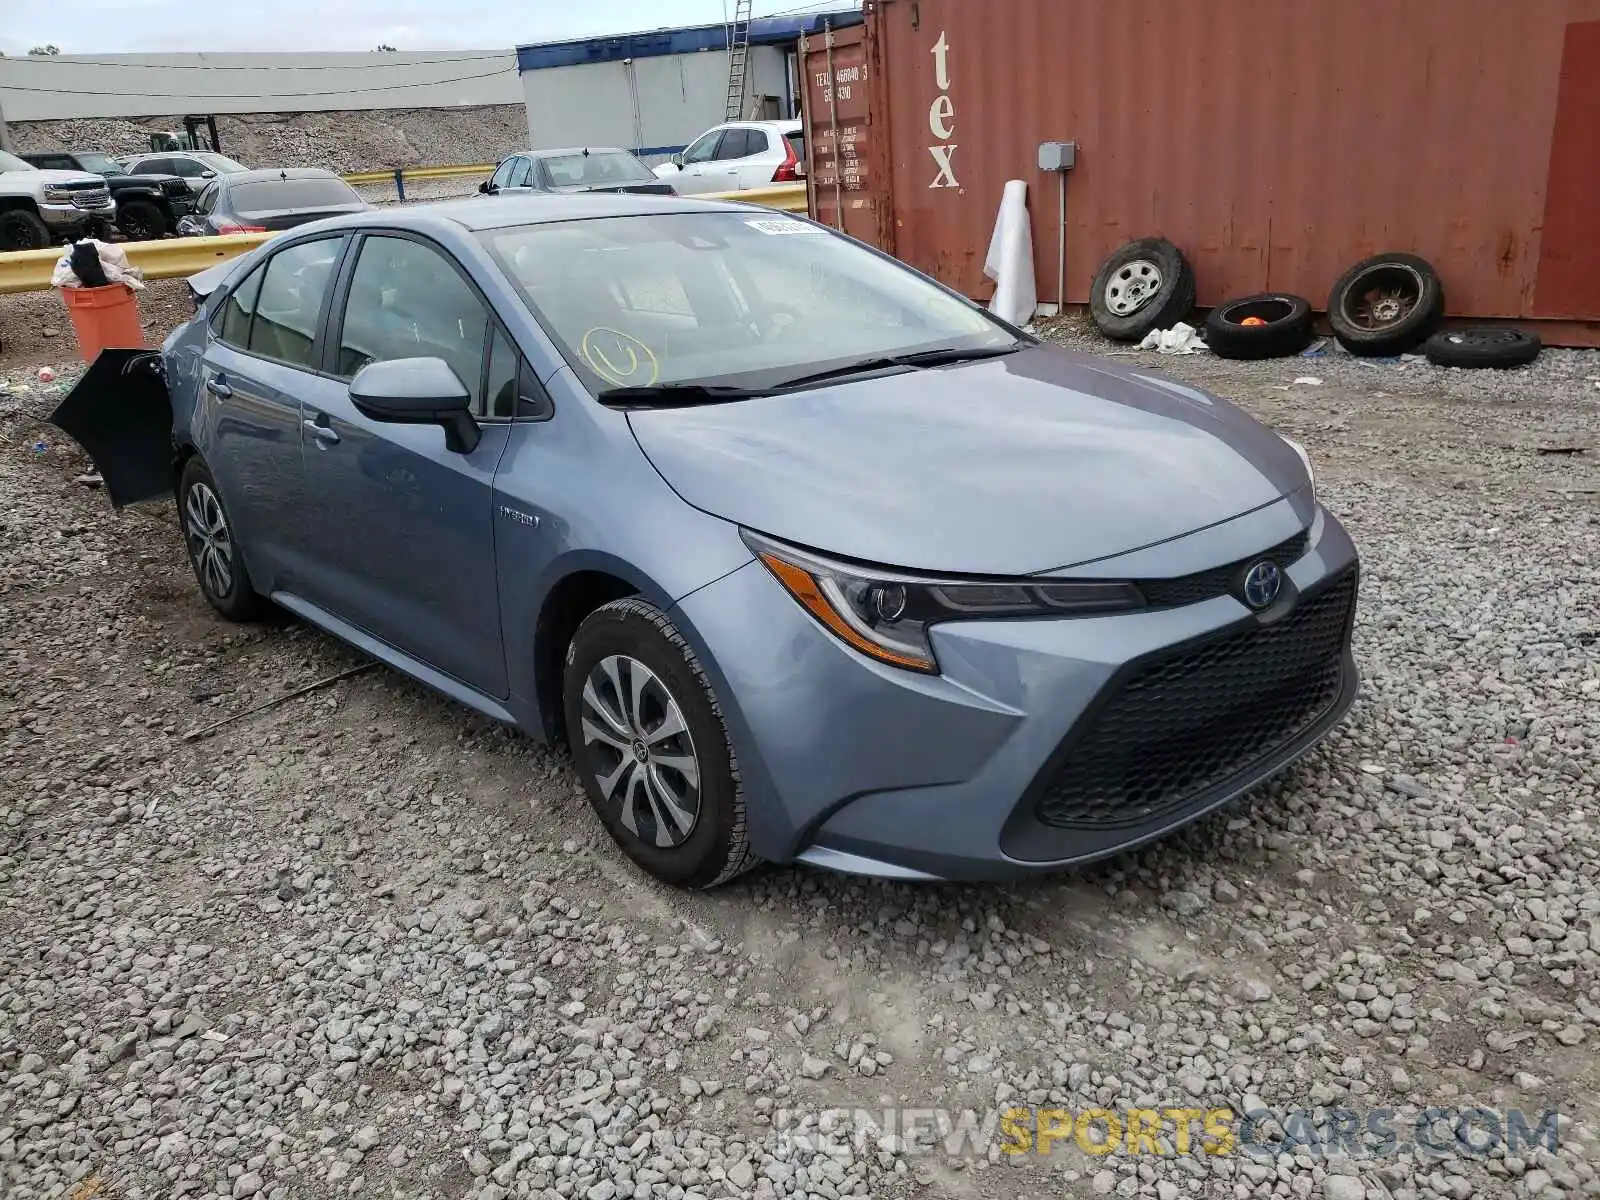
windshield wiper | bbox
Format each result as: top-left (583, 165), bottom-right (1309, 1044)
top-left (774, 343), bottom-right (1023, 390)
top-left (597, 382), bottom-right (770, 409)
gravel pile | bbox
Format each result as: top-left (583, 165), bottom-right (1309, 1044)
top-left (1, 322), bottom-right (1597, 1200)
top-left (12, 106), bottom-right (530, 173)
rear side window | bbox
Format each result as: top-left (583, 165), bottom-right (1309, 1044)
top-left (716, 130), bottom-right (753, 160)
top-left (137, 158), bottom-right (172, 176)
top-left (336, 235), bottom-right (489, 409)
top-left (247, 239), bottom-right (342, 368)
top-left (216, 265), bottom-right (264, 348)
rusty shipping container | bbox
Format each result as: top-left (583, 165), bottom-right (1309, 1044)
top-left (804, 0), bottom-right (1600, 343)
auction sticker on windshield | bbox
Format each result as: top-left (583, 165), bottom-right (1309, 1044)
top-left (746, 218), bottom-right (825, 236)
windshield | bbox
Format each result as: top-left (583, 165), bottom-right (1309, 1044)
top-left (481, 212), bottom-right (1016, 393)
top-left (76, 153), bottom-right (125, 176)
top-left (540, 150), bottom-right (656, 188)
top-left (232, 177), bottom-right (360, 211)
top-left (198, 153), bottom-right (249, 173)
top-left (0, 151), bottom-right (37, 173)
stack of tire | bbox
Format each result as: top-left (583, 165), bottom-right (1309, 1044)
top-left (1088, 240), bottom-right (1541, 368)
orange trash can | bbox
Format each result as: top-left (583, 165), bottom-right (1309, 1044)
top-left (60, 283), bottom-right (145, 363)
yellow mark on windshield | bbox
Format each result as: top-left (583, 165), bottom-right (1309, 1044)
top-left (581, 327), bottom-right (660, 387)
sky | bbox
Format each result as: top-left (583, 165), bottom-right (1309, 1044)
top-left (0, 0), bottom-right (854, 56)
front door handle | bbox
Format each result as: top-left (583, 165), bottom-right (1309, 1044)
top-left (204, 375), bottom-right (232, 399)
top-left (303, 417), bottom-right (340, 445)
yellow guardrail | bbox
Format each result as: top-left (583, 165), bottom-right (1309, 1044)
top-left (0, 184), bottom-right (807, 296)
top-left (341, 163), bottom-right (496, 189)
top-left (0, 233), bottom-right (271, 297)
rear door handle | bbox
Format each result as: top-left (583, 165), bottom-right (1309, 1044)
top-left (303, 417), bottom-right (340, 445)
top-left (204, 375), bottom-right (231, 399)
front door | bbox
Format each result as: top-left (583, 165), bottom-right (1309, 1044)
top-left (296, 232), bottom-right (510, 697)
top-left (671, 129), bottom-right (735, 195)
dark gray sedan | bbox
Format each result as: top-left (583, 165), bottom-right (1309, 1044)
top-left (479, 148), bottom-right (675, 198)
top-left (177, 168), bottom-right (370, 237)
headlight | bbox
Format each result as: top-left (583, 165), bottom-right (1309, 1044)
top-left (744, 531), bottom-right (1145, 674)
top-left (1281, 435), bottom-right (1316, 495)
top-left (43, 186), bottom-right (76, 204)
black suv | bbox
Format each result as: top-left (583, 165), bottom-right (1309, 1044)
top-left (20, 151), bottom-right (194, 241)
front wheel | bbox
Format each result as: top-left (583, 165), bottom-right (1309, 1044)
top-left (116, 199), bottom-right (167, 242)
top-left (178, 458), bottom-right (265, 621)
top-left (563, 598), bottom-right (758, 889)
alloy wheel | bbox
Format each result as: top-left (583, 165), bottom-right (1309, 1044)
top-left (579, 654), bottom-right (701, 849)
top-left (184, 481), bottom-right (234, 599)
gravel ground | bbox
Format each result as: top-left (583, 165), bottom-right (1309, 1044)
top-left (1, 312), bottom-right (1597, 1200)
top-left (12, 108), bottom-right (531, 175)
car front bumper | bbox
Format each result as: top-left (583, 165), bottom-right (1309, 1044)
top-left (41, 199), bottom-right (116, 230)
top-left (674, 500), bottom-right (1360, 882)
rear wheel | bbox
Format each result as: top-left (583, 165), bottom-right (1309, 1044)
top-left (178, 458), bottom-right (265, 621)
top-left (563, 598), bottom-right (757, 889)
top-left (0, 209), bottom-right (50, 252)
top-left (116, 199), bottom-right (167, 242)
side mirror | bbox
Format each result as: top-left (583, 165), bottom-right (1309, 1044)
top-left (200, 170), bottom-right (216, 179)
top-left (349, 357), bottom-right (480, 454)
top-left (669, 153), bottom-right (685, 169)
top-left (478, 180), bottom-right (491, 194)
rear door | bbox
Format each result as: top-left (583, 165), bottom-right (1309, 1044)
top-left (295, 231), bottom-right (510, 696)
top-left (198, 235), bottom-right (347, 593)
top-left (727, 127), bottom-right (776, 189)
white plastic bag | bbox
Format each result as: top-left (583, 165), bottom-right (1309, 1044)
top-left (983, 180), bottom-right (1036, 326)
top-left (1137, 321), bottom-right (1208, 354)
top-left (51, 239), bottom-right (146, 292)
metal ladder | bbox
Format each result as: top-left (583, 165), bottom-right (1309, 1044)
top-left (724, 0), bottom-right (754, 120)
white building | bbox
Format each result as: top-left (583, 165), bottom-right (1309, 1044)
top-left (515, 10), bottom-right (861, 164)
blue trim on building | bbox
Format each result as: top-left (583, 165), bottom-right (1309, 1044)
top-left (516, 10), bottom-right (864, 73)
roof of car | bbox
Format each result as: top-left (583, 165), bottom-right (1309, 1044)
top-left (327, 192), bottom-right (759, 234)
top-left (522, 147), bottom-right (639, 159)
top-left (225, 167), bottom-right (344, 185)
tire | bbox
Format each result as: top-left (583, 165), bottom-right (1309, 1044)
top-left (177, 458), bottom-right (266, 622)
top-left (1327, 252), bottom-right (1444, 356)
top-left (0, 209), bottom-right (50, 252)
top-left (116, 199), bottom-right (166, 242)
top-left (1423, 327), bottom-right (1541, 369)
top-left (563, 597), bottom-right (758, 889)
top-left (1089, 237), bottom-right (1197, 341)
top-left (1203, 293), bottom-right (1314, 359)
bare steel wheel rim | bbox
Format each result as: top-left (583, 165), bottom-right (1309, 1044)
top-left (184, 481), bottom-right (234, 599)
top-left (580, 654), bottom-right (701, 849)
top-left (1346, 264), bottom-right (1425, 331)
top-left (1105, 258), bottom-right (1164, 317)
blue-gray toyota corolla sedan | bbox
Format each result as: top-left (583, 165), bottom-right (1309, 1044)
top-left (58, 195), bottom-right (1359, 889)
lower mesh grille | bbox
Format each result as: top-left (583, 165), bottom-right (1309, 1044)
top-left (1034, 570), bottom-right (1357, 829)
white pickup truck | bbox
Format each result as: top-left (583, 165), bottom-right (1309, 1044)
top-left (0, 149), bottom-right (117, 252)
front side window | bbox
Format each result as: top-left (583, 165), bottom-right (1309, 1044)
top-left (337, 235), bottom-right (489, 410)
top-left (682, 131), bottom-right (723, 165)
top-left (481, 212), bottom-right (1015, 394)
top-left (171, 157), bottom-right (209, 179)
top-left (247, 238), bottom-right (342, 368)
top-left (196, 182), bottom-right (220, 215)
top-left (489, 159), bottom-right (517, 191)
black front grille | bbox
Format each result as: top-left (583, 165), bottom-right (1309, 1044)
top-left (1034, 570), bottom-right (1357, 829)
top-left (1139, 528), bottom-right (1312, 609)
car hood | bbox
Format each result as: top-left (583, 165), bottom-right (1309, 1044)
top-left (625, 344), bottom-right (1309, 575)
top-left (19, 169), bottom-right (106, 187)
